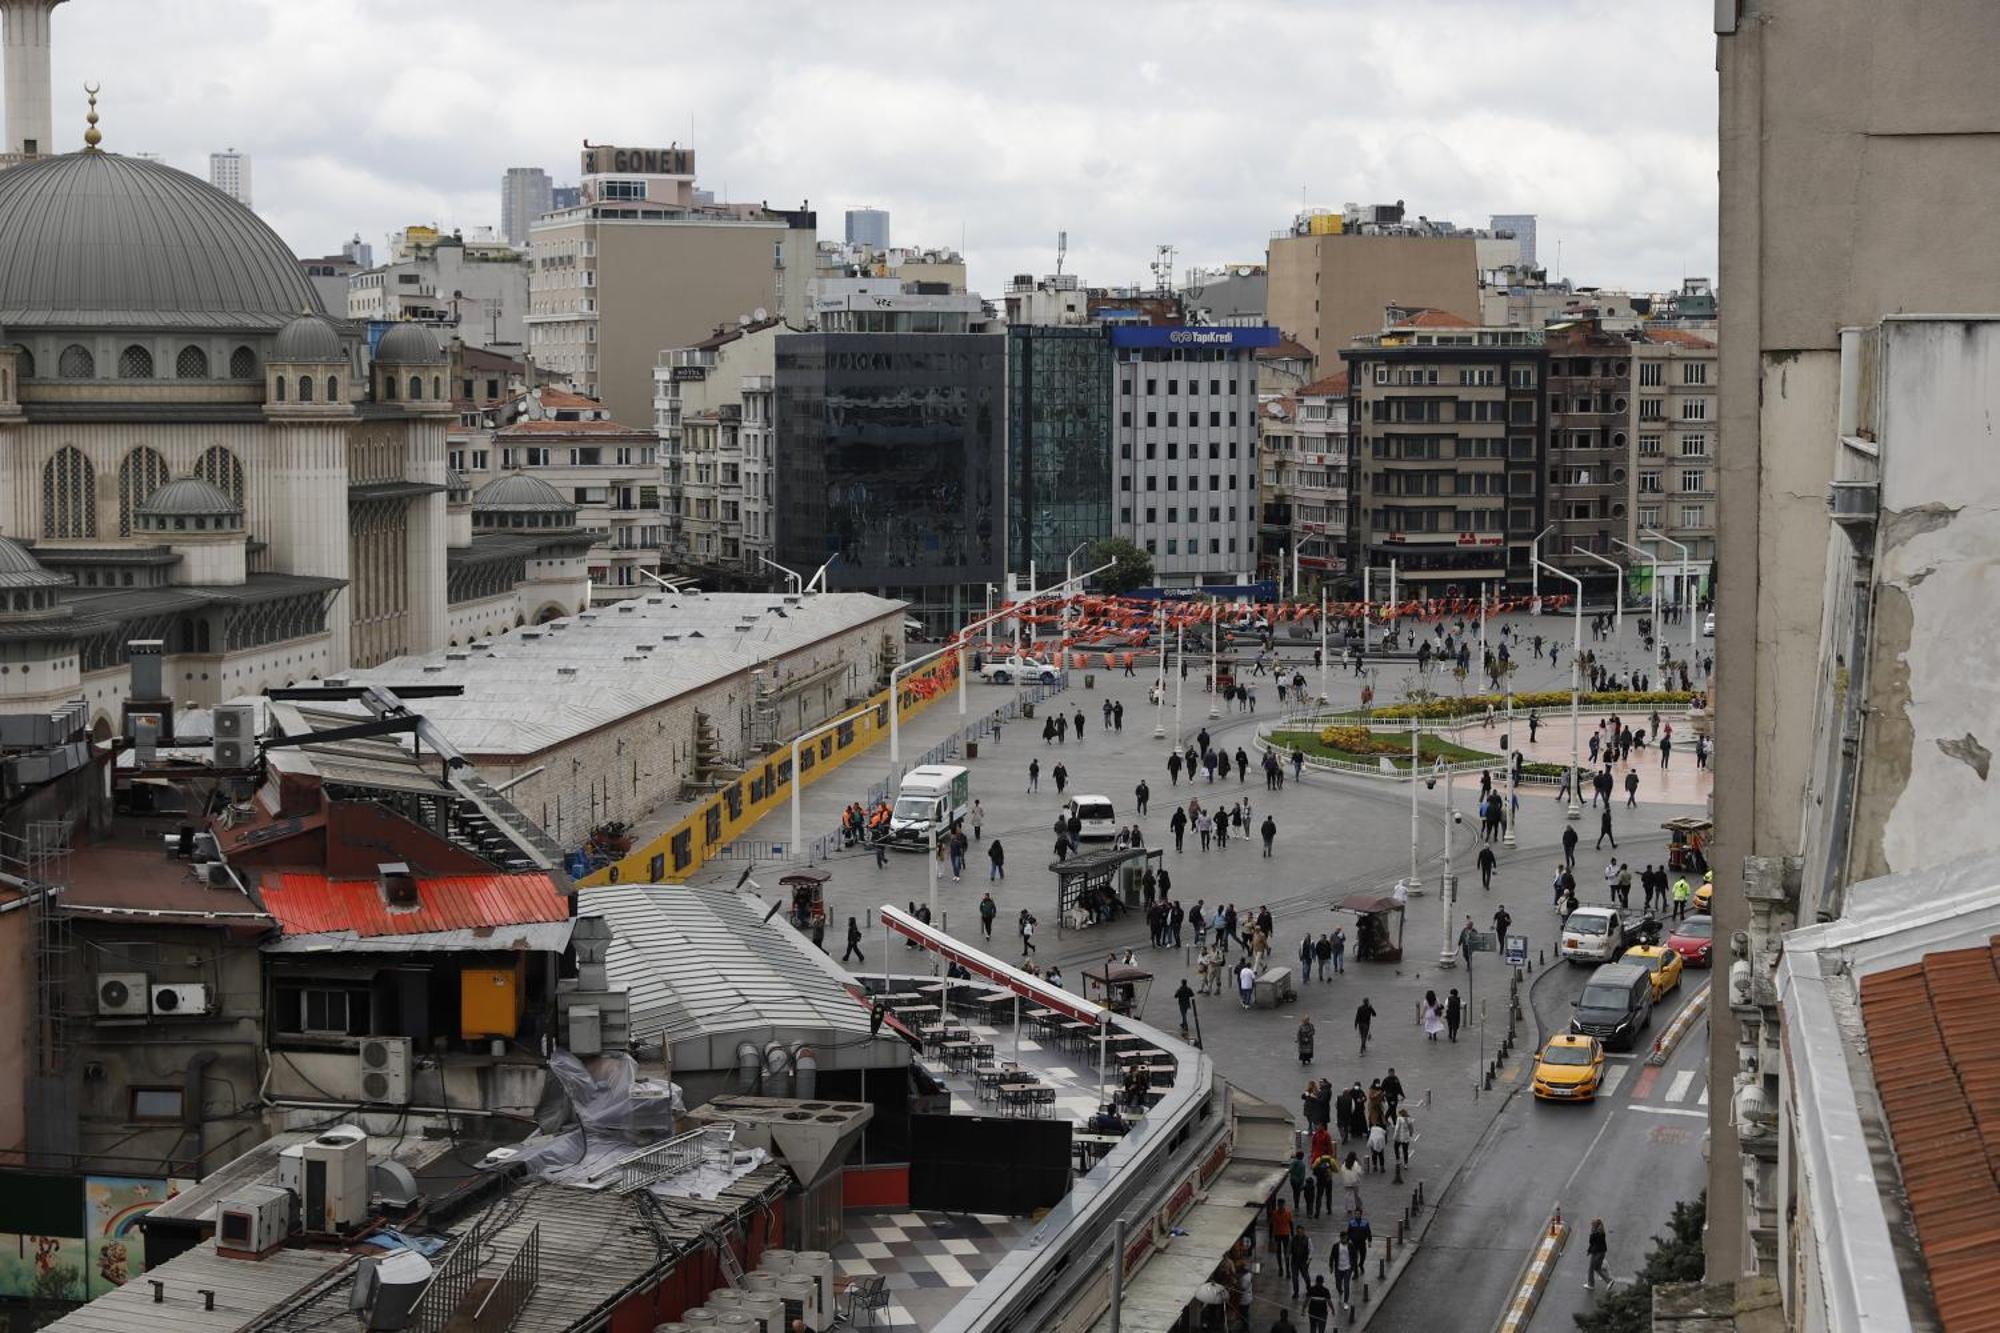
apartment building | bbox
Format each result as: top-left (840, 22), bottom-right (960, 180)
top-left (526, 143), bottom-right (814, 429)
top-left (1266, 202), bottom-right (1484, 362)
top-left (1340, 308), bottom-right (1546, 594)
top-left (1627, 326), bottom-right (1717, 605)
top-left (1007, 322), bottom-right (1115, 578)
top-left (451, 386), bottom-right (663, 602)
top-left (1112, 325), bottom-right (1270, 586)
top-left (1258, 371), bottom-right (1350, 590)
top-left (348, 227), bottom-right (529, 352)
top-left (1542, 319), bottom-right (1634, 597)
top-left (652, 320), bottom-right (783, 585)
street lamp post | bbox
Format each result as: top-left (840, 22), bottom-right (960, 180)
top-left (1317, 586), bottom-right (1328, 707)
top-left (1533, 556), bottom-right (1584, 820)
top-left (1173, 622), bottom-right (1185, 747)
top-left (1152, 602), bottom-right (1168, 739)
top-left (1643, 528), bottom-right (1695, 671)
top-left (1573, 545), bottom-right (1625, 636)
top-left (1208, 601), bottom-right (1220, 720)
top-left (1502, 658), bottom-right (1518, 848)
top-left (755, 554), bottom-right (804, 595)
top-left (1610, 537), bottom-right (1662, 670)
top-left (1407, 724), bottom-right (1422, 895)
top-left (1435, 758), bottom-right (1459, 970)
top-left (1529, 522), bottom-right (1556, 602)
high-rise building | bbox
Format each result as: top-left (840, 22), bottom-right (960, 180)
top-left (1541, 319), bottom-right (1633, 596)
top-left (1707, 2), bottom-right (2000, 1311)
top-left (844, 207), bottom-right (889, 250)
top-left (1625, 325), bottom-right (1715, 603)
top-left (1488, 214), bottom-right (1538, 269)
top-left (1266, 202), bottom-right (1484, 364)
top-left (775, 331), bottom-right (1004, 630)
top-left (526, 142), bottom-right (815, 432)
top-left (501, 166), bottom-right (553, 247)
top-left (0, 0), bottom-right (62, 160)
top-left (208, 148), bottom-right (250, 207)
top-left (1007, 323), bottom-right (1114, 578)
top-left (1339, 308), bottom-right (1546, 594)
top-left (653, 317), bottom-right (784, 583)
top-left (1112, 325), bottom-right (1270, 586)
top-left (1257, 371), bottom-right (1350, 593)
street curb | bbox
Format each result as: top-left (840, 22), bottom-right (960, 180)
top-left (1347, 961), bottom-right (1545, 1330)
top-left (1491, 1210), bottom-right (1570, 1333)
top-left (1645, 984), bottom-right (1709, 1066)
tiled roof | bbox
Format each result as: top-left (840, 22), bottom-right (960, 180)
top-left (1859, 937), bottom-right (2000, 1332)
top-left (495, 418), bottom-right (651, 436)
top-left (537, 387), bottom-right (600, 408)
top-left (1636, 326), bottom-right (1716, 349)
top-left (1257, 337), bottom-right (1313, 360)
top-left (1299, 371), bottom-right (1349, 397)
top-left (1390, 308), bottom-right (1476, 329)
top-left (260, 871), bottom-right (570, 938)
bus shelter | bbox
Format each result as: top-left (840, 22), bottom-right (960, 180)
top-left (1050, 845), bottom-right (1160, 932)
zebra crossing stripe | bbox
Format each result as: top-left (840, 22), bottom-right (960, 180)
top-left (1665, 1070), bottom-right (1696, 1103)
top-left (1598, 1064), bottom-right (1628, 1100)
top-left (1698, 1087), bottom-right (1709, 1107)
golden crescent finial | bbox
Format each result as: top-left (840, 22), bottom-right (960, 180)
top-left (82, 82), bottom-right (101, 151)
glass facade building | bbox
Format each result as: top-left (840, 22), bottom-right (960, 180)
top-left (775, 332), bottom-right (1005, 628)
top-left (1006, 325), bottom-right (1114, 580)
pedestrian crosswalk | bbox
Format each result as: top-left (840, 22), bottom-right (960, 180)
top-left (1608, 1061), bottom-right (1708, 1109)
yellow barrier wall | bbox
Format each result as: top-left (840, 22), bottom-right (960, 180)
top-left (579, 651), bottom-right (963, 886)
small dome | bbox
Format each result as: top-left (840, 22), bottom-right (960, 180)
top-left (446, 469), bottom-right (472, 503)
top-left (140, 476), bottom-right (240, 519)
top-left (374, 323), bottom-right (446, 365)
top-left (0, 535), bottom-right (66, 589)
top-left (473, 473), bottom-right (570, 512)
top-left (272, 312), bottom-right (342, 362)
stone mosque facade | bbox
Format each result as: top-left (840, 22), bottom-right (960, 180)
top-left (0, 145), bottom-right (590, 732)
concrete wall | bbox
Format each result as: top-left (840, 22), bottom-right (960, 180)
top-left (1709, 0), bottom-right (2000, 1279)
top-left (1267, 234), bottom-right (1481, 363)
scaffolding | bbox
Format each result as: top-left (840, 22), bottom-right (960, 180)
top-left (11, 819), bottom-right (76, 1168)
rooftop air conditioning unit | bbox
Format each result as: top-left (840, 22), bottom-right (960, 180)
top-left (151, 983), bottom-right (211, 1016)
top-left (214, 1185), bottom-right (296, 1257)
top-left (1827, 479), bottom-right (1879, 528)
top-left (357, 1036), bottom-right (412, 1104)
top-left (97, 972), bottom-right (149, 1018)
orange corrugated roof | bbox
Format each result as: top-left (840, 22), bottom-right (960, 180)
top-left (1299, 371), bottom-right (1349, 397)
top-left (1860, 938), bottom-right (2000, 1331)
top-left (261, 871), bottom-right (570, 937)
top-left (1391, 308), bottom-right (1477, 329)
top-left (538, 387), bottom-right (601, 408)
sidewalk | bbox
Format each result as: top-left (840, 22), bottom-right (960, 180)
top-left (1453, 716), bottom-right (1713, 807)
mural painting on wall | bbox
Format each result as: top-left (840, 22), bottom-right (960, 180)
top-left (0, 1174), bottom-right (185, 1301)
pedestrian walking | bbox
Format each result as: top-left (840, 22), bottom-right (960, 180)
top-left (1354, 997), bottom-right (1376, 1053)
top-left (1478, 843), bottom-right (1496, 891)
top-left (1170, 805), bottom-right (1188, 852)
top-left (979, 892), bottom-right (997, 939)
top-left (841, 916), bottom-right (864, 963)
top-left (1288, 1228), bottom-right (1312, 1303)
top-left (1672, 874), bottom-right (1691, 920)
top-left (1167, 750), bottom-right (1182, 785)
top-left (1287, 1148), bottom-right (1307, 1213)
top-left (1422, 990), bottom-right (1444, 1041)
top-left (1446, 988), bottom-right (1463, 1042)
top-left (1597, 805), bottom-right (1616, 850)
top-left (1315, 933), bottom-right (1333, 980)
top-left (1367, 1121), bottom-right (1387, 1174)
top-left (1052, 762), bottom-right (1068, 795)
top-left (1625, 769), bottom-right (1640, 808)
top-left (1260, 814), bottom-right (1277, 856)
top-left (1299, 933), bottom-right (1315, 986)
top-left (1562, 824), bottom-right (1579, 868)
top-left (1458, 916), bottom-right (1479, 973)
top-left (1073, 708), bottom-right (1085, 743)
top-left (1135, 779), bottom-right (1149, 816)
top-left (1238, 960), bottom-right (1256, 1009)
top-left (1296, 1013), bottom-right (1316, 1064)
top-left (1393, 1107), bottom-right (1416, 1167)
top-left (1585, 1219), bottom-right (1610, 1290)
top-left (1027, 758), bottom-right (1040, 793)
top-left (987, 838), bottom-right (1005, 881)
top-left (1306, 1275), bottom-right (1334, 1333)
top-left (971, 798), bottom-right (984, 841)
top-left (1175, 978), bottom-right (1194, 1038)
top-left (1331, 926), bottom-right (1346, 974)
top-left (1341, 1153), bottom-right (1364, 1214)
top-left (1018, 909), bottom-right (1036, 955)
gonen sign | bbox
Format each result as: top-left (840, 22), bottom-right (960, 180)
top-left (581, 144), bottom-right (696, 176)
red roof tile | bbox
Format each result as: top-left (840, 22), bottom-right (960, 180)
top-left (1860, 938), bottom-right (2000, 1331)
top-left (1390, 308), bottom-right (1476, 329)
top-left (261, 871), bottom-right (569, 937)
top-left (1299, 371), bottom-right (1350, 397)
top-left (495, 418), bottom-right (651, 437)
top-left (538, 387), bottom-right (601, 408)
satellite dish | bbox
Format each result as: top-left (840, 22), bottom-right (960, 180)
top-left (753, 307), bottom-right (768, 321)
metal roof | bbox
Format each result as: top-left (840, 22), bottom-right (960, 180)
top-left (270, 312), bottom-right (343, 362)
top-left (39, 1244), bottom-right (352, 1333)
top-left (260, 871), bottom-right (569, 938)
top-left (263, 921), bottom-right (574, 953)
top-left (582, 883), bottom-right (907, 1072)
top-left (331, 591), bottom-right (904, 759)
top-left (0, 153), bottom-right (323, 331)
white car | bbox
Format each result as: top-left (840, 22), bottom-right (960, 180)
top-left (1065, 795), bottom-right (1118, 841)
top-left (979, 656), bottom-right (1059, 685)
top-left (1561, 907), bottom-right (1624, 965)
top-left (1702, 612), bottom-right (1715, 638)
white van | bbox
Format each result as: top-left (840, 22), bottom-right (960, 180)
top-left (889, 764), bottom-right (971, 847)
top-left (1065, 795), bottom-right (1117, 841)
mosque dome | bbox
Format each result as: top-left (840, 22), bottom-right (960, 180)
top-left (374, 323), bottom-right (447, 365)
top-left (272, 312), bottom-right (344, 362)
top-left (138, 477), bottom-right (241, 521)
top-left (0, 152), bottom-right (323, 330)
top-left (0, 536), bottom-right (67, 589)
top-left (473, 473), bottom-right (570, 512)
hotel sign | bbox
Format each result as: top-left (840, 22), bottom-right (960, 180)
top-left (582, 144), bottom-right (695, 176)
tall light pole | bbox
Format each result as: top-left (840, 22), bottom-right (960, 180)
top-left (1573, 545), bottom-right (1624, 636)
top-left (1207, 600), bottom-right (1220, 720)
top-left (1533, 555), bottom-right (1584, 820)
top-left (1609, 536), bottom-right (1660, 660)
top-left (1434, 758), bottom-right (1459, 970)
top-left (1529, 522), bottom-right (1556, 601)
top-left (1501, 656), bottom-right (1518, 848)
top-left (1173, 620), bottom-right (1185, 747)
top-left (1152, 602), bottom-right (1169, 739)
top-left (1407, 724), bottom-right (1423, 895)
top-left (755, 554), bottom-right (804, 594)
top-left (1643, 527), bottom-right (1695, 670)
top-left (1317, 585), bottom-right (1328, 707)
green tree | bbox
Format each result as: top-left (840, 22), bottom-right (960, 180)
top-left (1572, 1193), bottom-right (1706, 1333)
top-left (1089, 537), bottom-right (1153, 594)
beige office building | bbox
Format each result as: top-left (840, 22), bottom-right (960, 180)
top-left (1266, 205), bottom-right (1482, 365)
top-left (526, 144), bottom-right (813, 432)
top-left (1707, 0), bottom-right (2000, 1320)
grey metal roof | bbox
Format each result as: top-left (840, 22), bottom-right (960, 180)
top-left (472, 472), bottom-right (571, 511)
top-left (374, 322), bottom-right (446, 364)
top-left (38, 1245), bottom-right (353, 1333)
top-left (263, 921), bottom-right (575, 954)
top-left (581, 883), bottom-right (908, 1072)
top-left (270, 312), bottom-right (342, 361)
top-left (0, 535), bottom-right (66, 589)
top-left (0, 153), bottom-right (324, 331)
top-left (139, 476), bottom-right (240, 518)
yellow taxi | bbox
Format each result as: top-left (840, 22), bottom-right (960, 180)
top-left (1532, 1033), bottom-right (1606, 1102)
top-left (1692, 871), bottom-right (1714, 914)
top-left (1623, 944), bottom-right (1684, 1001)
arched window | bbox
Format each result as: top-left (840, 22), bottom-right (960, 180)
top-left (118, 345), bottom-right (154, 378)
top-left (117, 446), bottom-right (170, 537)
top-left (298, 375), bottom-right (314, 402)
top-left (229, 346), bottom-right (257, 379)
top-left (408, 375), bottom-right (422, 400)
top-left (384, 375), bottom-right (397, 401)
top-left (326, 376), bottom-right (338, 400)
top-left (58, 344), bottom-right (94, 378)
top-left (432, 376), bottom-right (442, 400)
top-left (16, 347), bottom-right (33, 378)
top-left (41, 446), bottom-right (95, 538)
top-left (195, 445), bottom-right (245, 508)
top-left (274, 375), bottom-right (286, 402)
top-left (176, 346), bottom-right (209, 379)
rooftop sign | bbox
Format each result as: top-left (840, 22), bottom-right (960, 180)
top-left (581, 144), bottom-right (695, 177)
top-left (1108, 326), bottom-right (1281, 349)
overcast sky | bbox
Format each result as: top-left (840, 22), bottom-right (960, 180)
top-left (50, 0), bottom-right (1718, 300)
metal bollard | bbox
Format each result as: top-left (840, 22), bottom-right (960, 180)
top-left (1378, 1255), bottom-right (1387, 1279)
top-left (1362, 1282), bottom-right (1370, 1304)
top-left (1540, 948), bottom-right (1546, 966)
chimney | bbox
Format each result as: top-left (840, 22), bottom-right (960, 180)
top-left (121, 639), bottom-right (174, 745)
top-left (377, 862), bottom-right (419, 909)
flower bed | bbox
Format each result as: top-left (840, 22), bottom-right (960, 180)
top-left (1271, 728), bottom-right (1499, 770)
top-left (1320, 689), bottom-right (1695, 723)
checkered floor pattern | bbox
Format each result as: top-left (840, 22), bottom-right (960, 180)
top-left (833, 1211), bottom-right (1036, 1329)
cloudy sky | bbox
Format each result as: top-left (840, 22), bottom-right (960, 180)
top-left (50, 0), bottom-right (1717, 299)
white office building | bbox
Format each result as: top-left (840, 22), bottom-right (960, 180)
top-left (208, 148), bottom-right (249, 207)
